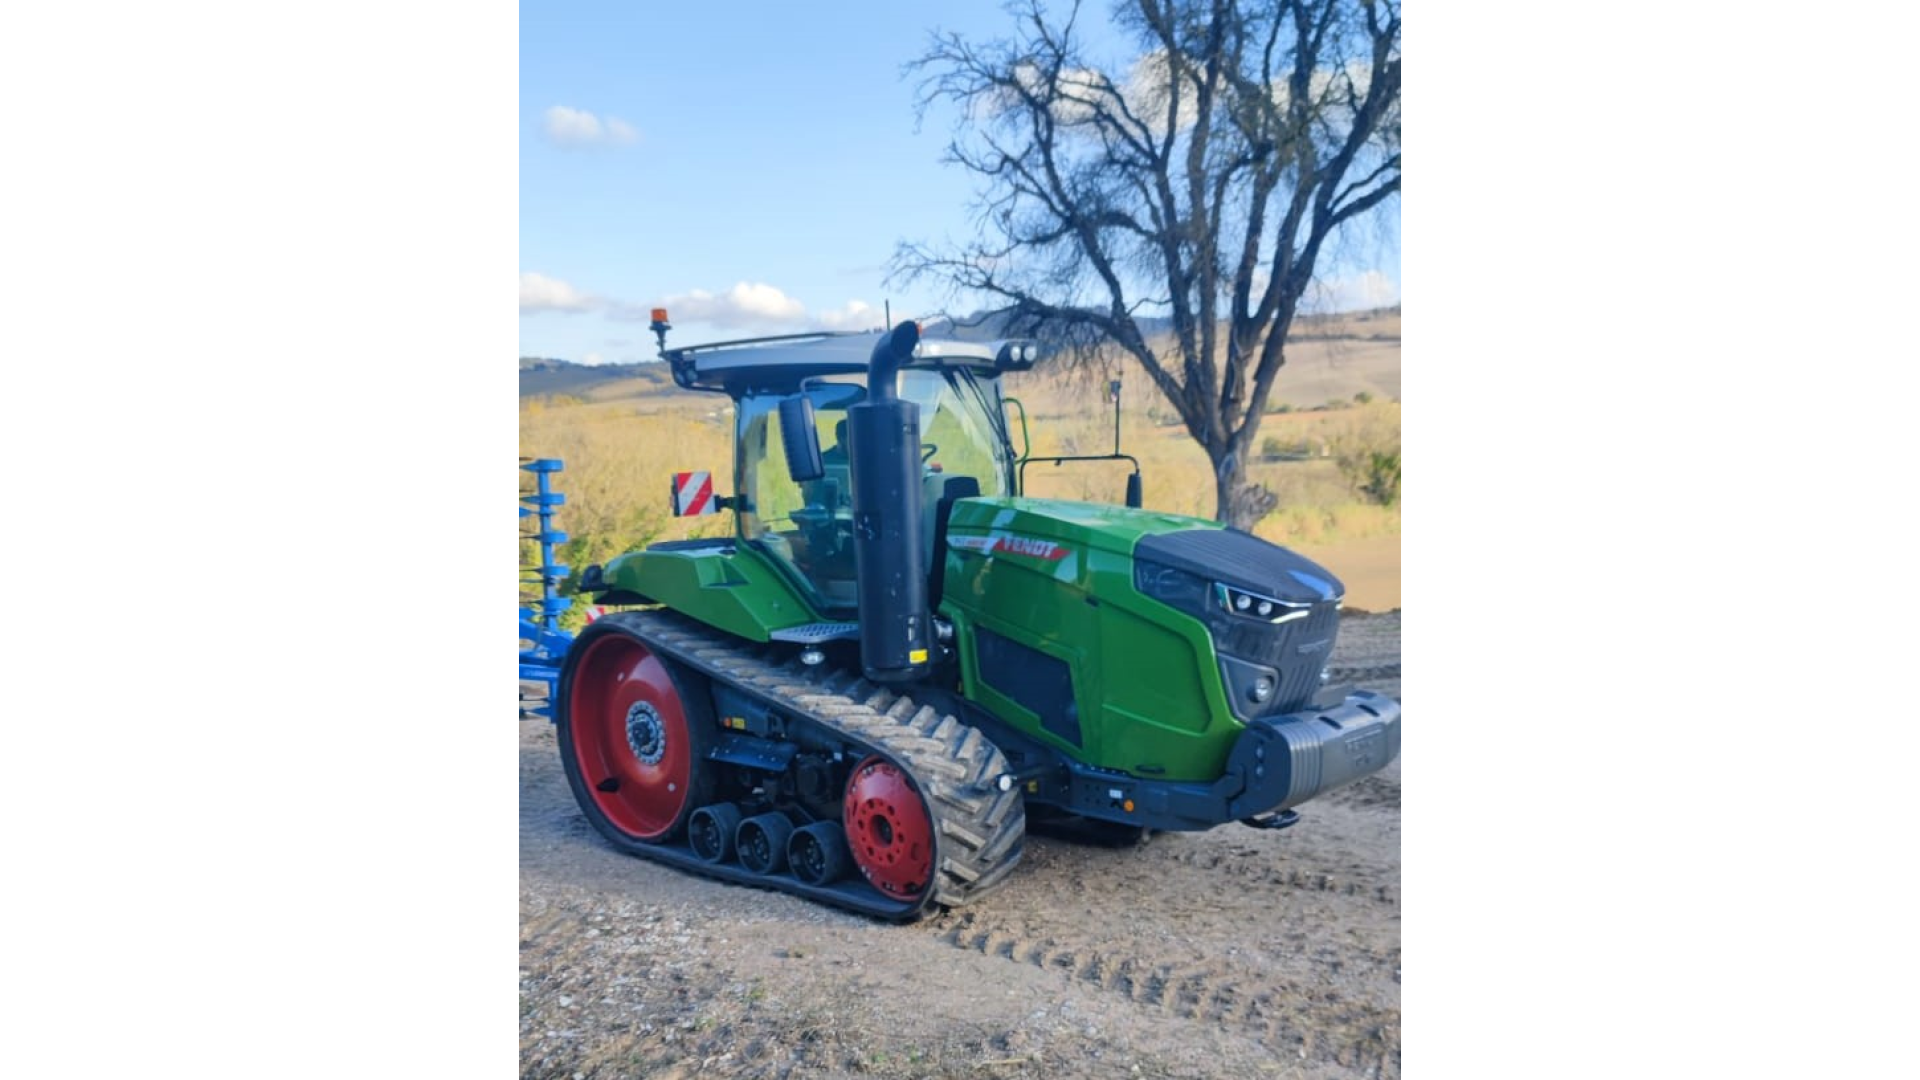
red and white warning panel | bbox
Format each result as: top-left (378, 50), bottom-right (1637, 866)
top-left (671, 470), bottom-right (719, 516)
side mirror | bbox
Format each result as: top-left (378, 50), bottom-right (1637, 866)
top-left (779, 395), bottom-right (824, 482)
top-left (1125, 472), bottom-right (1143, 508)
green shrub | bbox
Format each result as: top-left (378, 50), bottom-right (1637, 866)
top-left (1356, 449), bottom-right (1400, 506)
top-left (1329, 412), bottom-right (1402, 507)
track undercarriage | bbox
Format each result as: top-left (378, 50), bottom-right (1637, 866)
top-left (557, 609), bottom-right (1027, 922)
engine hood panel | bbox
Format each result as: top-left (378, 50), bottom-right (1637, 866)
top-left (945, 496), bottom-right (1225, 560)
top-left (1133, 527), bottom-right (1344, 604)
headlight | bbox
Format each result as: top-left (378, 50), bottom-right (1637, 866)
top-left (1133, 560), bottom-right (1210, 613)
top-left (1215, 583), bottom-right (1312, 625)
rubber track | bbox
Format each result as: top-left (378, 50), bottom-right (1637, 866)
top-left (585, 609), bottom-right (1026, 919)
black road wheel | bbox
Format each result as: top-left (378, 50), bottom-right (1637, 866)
top-left (736, 812), bottom-right (795, 875)
top-left (789, 821), bottom-right (852, 885)
top-left (689, 803), bottom-right (743, 863)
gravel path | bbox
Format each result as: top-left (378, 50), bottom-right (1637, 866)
top-left (521, 612), bottom-right (1402, 1079)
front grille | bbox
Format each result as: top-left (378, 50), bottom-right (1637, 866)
top-left (1134, 528), bottom-right (1347, 718)
top-left (1227, 602), bottom-right (1340, 713)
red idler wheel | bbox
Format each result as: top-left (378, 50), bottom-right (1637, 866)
top-left (561, 627), bottom-right (706, 841)
top-left (843, 756), bottom-right (935, 900)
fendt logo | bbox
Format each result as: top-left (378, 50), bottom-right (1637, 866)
top-left (949, 534), bottom-right (1070, 561)
top-left (1346, 729), bottom-right (1385, 772)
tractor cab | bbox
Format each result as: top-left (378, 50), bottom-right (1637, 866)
top-left (735, 366), bottom-right (1014, 613)
top-left (659, 328), bottom-right (1032, 621)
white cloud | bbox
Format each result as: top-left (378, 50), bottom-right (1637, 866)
top-left (520, 271), bottom-right (596, 314)
top-left (541, 105), bottom-right (639, 148)
top-left (813, 300), bottom-right (880, 331)
top-left (982, 53), bottom-right (1195, 133)
top-left (607, 284), bottom-right (883, 334)
top-left (1302, 270), bottom-right (1399, 314)
top-left (985, 60), bottom-right (1111, 126)
top-left (583, 351), bottom-right (605, 365)
top-left (985, 52), bottom-right (1386, 147)
top-left (658, 282), bottom-right (807, 329)
top-left (1120, 50), bottom-right (1198, 133)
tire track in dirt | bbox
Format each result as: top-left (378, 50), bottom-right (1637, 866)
top-left (922, 870), bottom-right (1402, 1078)
top-left (1157, 843), bottom-right (1401, 905)
top-left (1327, 663), bottom-right (1401, 682)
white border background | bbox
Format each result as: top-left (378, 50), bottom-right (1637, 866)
top-left (6, 2), bottom-right (1916, 1075)
top-left (7, 2), bottom-right (516, 1073)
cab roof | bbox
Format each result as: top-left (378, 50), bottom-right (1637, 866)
top-left (663, 330), bottom-right (1036, 393)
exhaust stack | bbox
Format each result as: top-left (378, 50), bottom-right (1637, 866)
top-left (847, 321), bottom-right (931, 684)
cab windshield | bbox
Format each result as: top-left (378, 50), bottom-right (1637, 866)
top-left (736, 367), bottom-right (1012, 614)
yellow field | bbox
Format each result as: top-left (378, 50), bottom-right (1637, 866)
top-left (1000, 369), bottom-right (1400, 609)
top-left (519, 393), bottom-right (734, 572)
top-left (521, 324), bottom-right (1399, 615)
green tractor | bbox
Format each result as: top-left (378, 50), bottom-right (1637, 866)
top-left (557, 318), bottom-right (1400, 920)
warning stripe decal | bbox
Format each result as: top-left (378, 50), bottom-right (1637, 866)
top-left (672, 471), bottom-right (717, 516)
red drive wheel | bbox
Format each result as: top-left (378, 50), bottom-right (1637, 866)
top-left (560, 626), bottom-right (708, 842)
top-left (843, 756), bottom-right (936, 901)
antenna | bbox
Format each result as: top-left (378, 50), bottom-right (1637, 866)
top-left (884, 299), bottom-right (890, 330)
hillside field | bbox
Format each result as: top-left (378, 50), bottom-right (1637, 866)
top-left (520, 310), bottom-right (1399, 611)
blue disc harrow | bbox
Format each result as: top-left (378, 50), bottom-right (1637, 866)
top-left (520, 458), bottom-right (574, 720)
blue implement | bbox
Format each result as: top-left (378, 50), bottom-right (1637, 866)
top-left (519, 458), bottom-right (576, 719)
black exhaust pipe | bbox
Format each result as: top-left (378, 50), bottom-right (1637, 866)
top-left (848, 321), bottom-right (930, 684)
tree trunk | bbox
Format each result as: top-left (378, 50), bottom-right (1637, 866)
top-left (1213, 450), bottom-right (1279, 531)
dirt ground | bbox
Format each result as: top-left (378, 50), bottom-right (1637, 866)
top-left (521, 612), bottom-right (1401, 1080)
top-left (1288, 537), bottom-right (1398, 614)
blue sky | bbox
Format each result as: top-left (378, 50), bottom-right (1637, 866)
top-left (521, 1), bottom-right (1401, 365)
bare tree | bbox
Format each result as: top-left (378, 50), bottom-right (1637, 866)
top-left (895, 0), bottom-right (1400, 528)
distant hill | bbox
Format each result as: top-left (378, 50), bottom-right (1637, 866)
top-left (926, 304), bottom-right (1397, 344)
top-left (517, 305), bottom-right (1399, 403)
top-left (1290, 305), bottom-right (1399, 341)
top-left (519, 358), bottom-right (674, 401)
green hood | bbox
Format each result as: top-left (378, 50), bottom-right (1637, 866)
top-left (944, 496), bottom-right (1224, 561)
